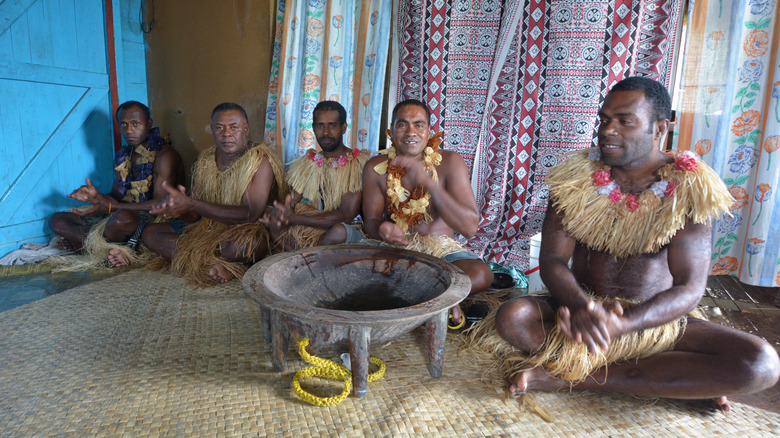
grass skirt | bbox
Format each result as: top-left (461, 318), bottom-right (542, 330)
top-left (48, 216), bottom-right (153, 272)
top-left (402, 233), bottom-right (466, 259)
top-left (170, 220), bottom-right (270, 288)
top-left (273, 203), bottom-right (327, 251)
top-left (168, 142), bottom-right (284, 287)
top-left (463, 294), bottom-right (694, 387)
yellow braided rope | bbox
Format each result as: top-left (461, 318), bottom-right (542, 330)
top-left (448, 312), bottom-right (466, 330)
top-left (292, 338), bottom-right (386, 406)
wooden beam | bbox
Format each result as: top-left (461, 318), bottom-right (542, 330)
top-left (0, 0), bottom-right (36, 36)
top-left (676, 0), bottom-right (709, 152)
top-left (0, 61), bottom-right (108, 89)
top-left (105, 0), bottom-right (121, 151)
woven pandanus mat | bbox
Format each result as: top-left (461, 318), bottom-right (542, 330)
top-left (0, 270), bottom-right (777, 437)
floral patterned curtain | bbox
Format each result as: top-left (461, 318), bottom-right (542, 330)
top-left (676, 0), bottom-right (780, 286)
top-left (264, 0), bottom-right (392, 164)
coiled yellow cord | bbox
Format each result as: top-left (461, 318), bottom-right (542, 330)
top-left (292, 338), bottom-right (386, 406)
top-left (448, 312), bottom-right (465, 330)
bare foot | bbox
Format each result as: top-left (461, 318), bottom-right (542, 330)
top-left (61, 239), bottom-right (77, 252)
top-left (510, 367), bottom-right (564, 396)
top-left (208, 264), bottom-right (234, 283)
top-left (108, 248), bottom-right (130, 267)
top-left (714, 396), bottom-right (731, 413)
top-left (448, 305), bottom-right (464, 329)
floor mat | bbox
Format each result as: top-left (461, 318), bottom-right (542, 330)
top-left (0, 271), bottom-right (777, 437)
top-left (0, 267), bottom-right (123, 312)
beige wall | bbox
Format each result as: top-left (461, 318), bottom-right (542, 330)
top-left (146, 0), bottom-right (275, 184)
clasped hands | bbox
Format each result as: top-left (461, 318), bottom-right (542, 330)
top-left (258, 194), bottom-right (295, 234)
top-left (558, 299), bottom-right (627, 354)
top-left (67, 178), bottom-right (113, 217)
top-left (149, 181), bottom-right (191, 219)
top-left (378, 221), bottom-right (410, 247)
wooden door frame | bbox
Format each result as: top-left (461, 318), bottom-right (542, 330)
top-left (105, 0), bottom-right (121, 151)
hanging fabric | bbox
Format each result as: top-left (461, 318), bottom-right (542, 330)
top-left (265, 0), bottom-right (392, 164)
top-left (390, 0), bottom-right (683, 267)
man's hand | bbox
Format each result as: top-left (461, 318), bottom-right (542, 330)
top-left (378, 221), bottom-right (410, 246)
top-left (258, 194), bottom-right (294, 234)
top-left (558, 300), bottom-right (625, 354)
top-left (150, 181), bottom-right (191, 219)
top-left (71, 203), bottom-right (104, 218)
top-left (68, 178), bottom-right (100, 203)
top-left (67, 178), bottom-right (113, 209)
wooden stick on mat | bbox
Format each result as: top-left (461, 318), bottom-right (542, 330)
top-left (505, 388), bottom-right (553, 423)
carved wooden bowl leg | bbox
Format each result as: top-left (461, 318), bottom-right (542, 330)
top-left (426, 309), bottom-right (448, 378)
top-left (348, 326), bottom-right (370, 397)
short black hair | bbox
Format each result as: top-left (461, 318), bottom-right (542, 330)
top-left (116, 101), bottom-right (150, 122)
top-left (610, 77), bottom-right (672, 122)
top-left (211, 102), bottom-right (249, 123)
top-left (391, 99), bottom-right (431, 125)
top-left (313, 100), bottom-right (347, 125)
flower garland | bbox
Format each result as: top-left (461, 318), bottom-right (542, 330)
top-left (288, 147), bottom-right (370, 212)
top-left (307, 147), bottom-right (362, 168)
top-left (588, 148), bottom-right (699, 212)
top-left (374, 129), bottom-right (443, 233)
top-left (547, 147), bottom-right (733, 258)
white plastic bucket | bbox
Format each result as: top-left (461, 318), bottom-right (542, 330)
top-left (525, 232), bottom-right (545, 293)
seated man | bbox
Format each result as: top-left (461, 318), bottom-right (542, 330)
top-left (48, 100), bottom-right (183, 267)
top-left (362, 99), bottom-right (494, 326)
top-left (262, 101), bottom-right (370, 249)
top-left (478, 77), bottom-right (779, 411)
top-left (141, 102), bottom-right (286, 286)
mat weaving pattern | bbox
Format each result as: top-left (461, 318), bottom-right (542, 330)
top-left (0, 271), bottom-right (777, 436)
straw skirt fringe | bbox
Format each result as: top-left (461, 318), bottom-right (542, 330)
top-left (170, 222), bottom-right (270, 288)
top-left (274, 203), bottom-right (327, 250)
top-left (48, 216), bottom-right (153, 272)
top-left (463, 296), bottom-right (694, 386)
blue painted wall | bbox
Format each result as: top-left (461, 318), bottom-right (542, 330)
top-left (0, 0), bottom-right (147, 257)
top-left (114, 0), bottom-right (149, 104)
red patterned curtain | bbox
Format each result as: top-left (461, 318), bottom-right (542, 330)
top-left (390, 0), bottom-right (683, 268)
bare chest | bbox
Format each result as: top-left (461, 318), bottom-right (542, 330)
top-left (570, 245), bottom-right (673, 301)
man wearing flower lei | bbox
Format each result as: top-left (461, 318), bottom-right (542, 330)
top-left (48, 101), bottom-right (184, 269)
top-left (362, 99), bottom-right (494, 327)
top-left (261, 101), bottom-right (370, 249)
top-left (141, 103), bottom-right (286, 286)
top-left (469, 77), bottom-right (778, 412)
